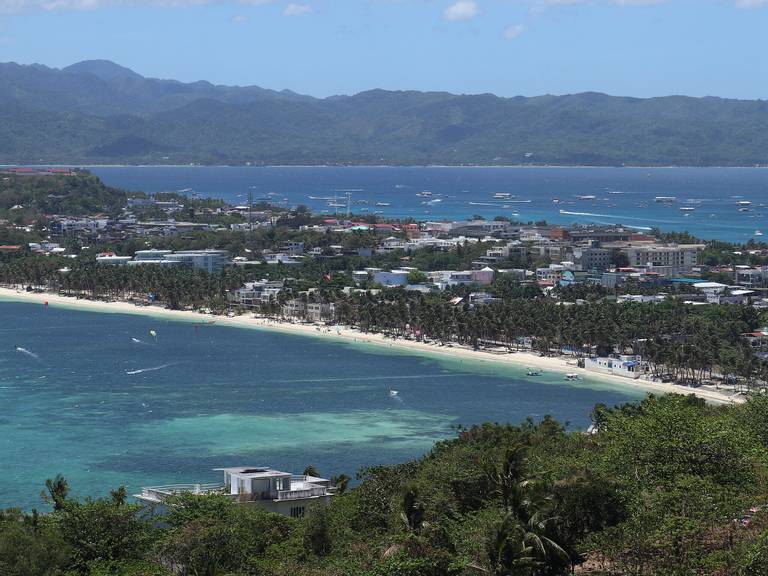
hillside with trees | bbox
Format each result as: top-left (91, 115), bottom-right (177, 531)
top-left (0, 171), bottom-right (126, 223)
top-left (4, 394), bottom-right (768, 575)
top-left (2, 61), bottom-right (768, 166)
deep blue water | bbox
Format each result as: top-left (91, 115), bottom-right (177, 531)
top-left (90, 166), bottom-right (768, 242)
top-left (0, 300), bottom-right (642, 510)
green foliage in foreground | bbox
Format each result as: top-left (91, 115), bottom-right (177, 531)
top-left (6, 394), bottom-right (768, 575)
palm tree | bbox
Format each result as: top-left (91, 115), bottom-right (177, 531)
top-left (486, 445), bottom-right (526, 511)
top-left (41, 474), bottom-right (69, 511)
top-left (110, 485), bottom-right (128, 505)
top-left (400, 482), bottom-right (427, 534)
top-left (477, 513), bottom-right (537, 576)
top-left (483, 448), bottom-right (573, 574)
top-left (331, 474), bottom-right (351, 495)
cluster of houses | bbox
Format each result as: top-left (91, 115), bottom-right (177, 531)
top-left (39, 194), bottom-right (283, 243)
top-left (14, 186), bottom-right (768, 309)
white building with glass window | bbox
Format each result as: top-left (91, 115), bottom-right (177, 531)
top-left (135, 466), bottom-right (335, 518)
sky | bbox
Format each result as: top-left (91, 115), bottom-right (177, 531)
top-left (0, 0), bottom-right (766, 99)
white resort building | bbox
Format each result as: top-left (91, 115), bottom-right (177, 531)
top-left (96, 249), bottom-right (230, 273)
top-left (135, 466), bottom-right (335, 518)
top-left (585, 355), bottom-right (647, 379)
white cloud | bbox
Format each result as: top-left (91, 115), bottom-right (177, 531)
top-left (444, 0), bottom-right (477, 21)
top-left (0, 0), bottom-right (274, 13)
top-left (612, 0), bottom-right (667, 5)
top-left (735, 0), bottom-right (768, 7)
top-left (283, 2), bottom-right (311, 16)
top-left (231, 13), bottom-right (247, 22)
top-left (2, 0), bottom-right (766, 16)
top-left (503, 23), bottom-right (525, 39)
top-left (2, 0), bottom-right (101, 11)
top-left (528, 0), bottom-right (768, 10)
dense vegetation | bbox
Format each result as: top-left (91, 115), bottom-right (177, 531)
top-left (2, 60), bottom-right (768, 166)
top-left (4, 394), bottom-right (768, 575)
top-left (0, 172), bottom-right (126, 222)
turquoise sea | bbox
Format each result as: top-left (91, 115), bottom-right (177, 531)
top-left (90, 166), bottom-right (768, 242)
top-left (0, 300), bottom-right (643, 510)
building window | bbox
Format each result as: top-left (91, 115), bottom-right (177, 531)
top-left (290, 506), bottom-right (305, 518)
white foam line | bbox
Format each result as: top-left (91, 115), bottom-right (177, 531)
top-left (125, 363), bottom-right (176, 375)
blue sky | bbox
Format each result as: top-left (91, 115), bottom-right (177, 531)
top-left (0, 0), bottom-right (766, 99)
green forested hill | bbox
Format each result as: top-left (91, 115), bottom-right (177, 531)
top-left (2, 60), bottom-right (768, 166)
top-left (0, 171), bottom-right (126, 220)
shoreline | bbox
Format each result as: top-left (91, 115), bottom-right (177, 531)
top-left (4, 164), bottom-right (767, 170)
top-left (0, 287), bottom-right (744, 405)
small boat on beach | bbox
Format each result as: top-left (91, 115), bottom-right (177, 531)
top-left (564, 373), bottom-right (581, 381)
top-left (526, 367), bottom-right (542, 376)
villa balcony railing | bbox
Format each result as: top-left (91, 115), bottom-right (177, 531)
top-left (138, 478), bottom-right (331, 504)
top-left (139, 483), bottom-right (225, 502)
top-left (274, 485), bottom-right (328, 501)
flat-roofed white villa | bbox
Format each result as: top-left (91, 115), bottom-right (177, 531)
top-left (134, 466), bottom-right (335, 518)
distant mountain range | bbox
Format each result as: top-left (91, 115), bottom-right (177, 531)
top-left (2, 59), bottom-right (767, 167)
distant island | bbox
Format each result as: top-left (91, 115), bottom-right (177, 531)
top-left (1, 59), bottom-right (767, 167)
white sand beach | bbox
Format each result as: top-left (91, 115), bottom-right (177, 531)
top-left (0, 287), bottom-right (744, 405)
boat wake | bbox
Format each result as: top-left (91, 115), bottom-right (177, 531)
top-left (560, 209), bottom-right (630, 218)
top-left (558, 210), bottom-right (657, 230)
top-left (469, 200), bottom-right (532, 206)
top-left (15, 346), bottom-right (40, 360)
top-left (125, 363), bottom-right (176, 375)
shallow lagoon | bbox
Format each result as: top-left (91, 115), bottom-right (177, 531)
top-left (0, 301), bottom-right (642, 509)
